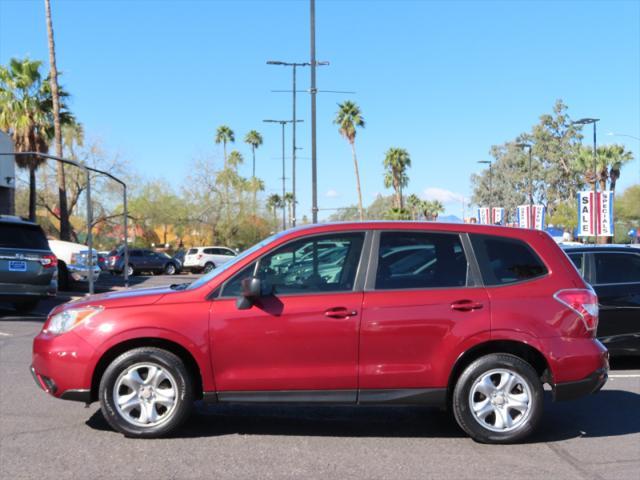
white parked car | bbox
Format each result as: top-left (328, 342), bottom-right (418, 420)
top-left (48, 239), bottom-right (101, 290)
top-left (183, 246), bottom-right (237, 273)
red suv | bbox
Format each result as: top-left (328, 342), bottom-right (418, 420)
top-left (31, 222), bottom-right (608, 443)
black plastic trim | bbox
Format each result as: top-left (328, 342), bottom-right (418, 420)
top-left (553, 368), bottom-right (608, 401)
top-left (357, 388), bottom-right (447, 405)
top-left (60, 389), bottom-right (91, 403)
top-left (217, 390), bottom-right (357, 403)
top-left (206, 388), bottom-right (448, 406)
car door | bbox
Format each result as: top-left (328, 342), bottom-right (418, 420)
top-left (589, 251), bottom-right (640, 354)
top-left (359, 230), bottom-right (490, 390)
top-left (209, 231), bottom-right (368, 399)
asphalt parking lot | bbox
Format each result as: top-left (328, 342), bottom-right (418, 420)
top-left (1, 275), bottom-right (639, 480)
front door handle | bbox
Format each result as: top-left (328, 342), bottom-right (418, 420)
top-left (325, 307), bottom-right (357, 319)
top-left (450, 300), bottom-right (484, 312)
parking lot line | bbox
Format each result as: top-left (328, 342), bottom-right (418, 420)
top-left (0, 332), bottom-right (11, 336)
top-left (609, 374), bottom-right (640, 378)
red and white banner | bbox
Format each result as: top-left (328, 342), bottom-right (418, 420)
top-left (578, 191), bottom-right (614, 237)
top-left (516, 205), bottom-right (545, 230)
top-left (477, 207), bottom-right (505, 225)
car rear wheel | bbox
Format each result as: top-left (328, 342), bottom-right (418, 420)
top-left (99, 347), bottom-right (193, 438)
top-left (452, 353), bottom-right (543, 444)
top-left (203, 262), bottom-right (215, 274)
top-left (164, 263), bottom-right (176, 275)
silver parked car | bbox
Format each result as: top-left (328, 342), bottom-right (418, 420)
top-left (0, 216), bottom-right (57, 313)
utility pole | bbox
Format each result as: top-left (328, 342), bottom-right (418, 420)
top-left (310, 0), bottom-right (318, 223)
top-left (264, 119), bottom-right (303, 230)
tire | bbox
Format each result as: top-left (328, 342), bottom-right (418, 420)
top-left (452, 353), bottom-right (543, 444)
top-left (203, 262), bottom-right (215, 274)
top-left (99, 347), bottom-right (193, 438)
top-left (125, 264), bottom-right (135, 277)
top-left (164, 263), bottom-right (176, 275)
top-left (57, 261), bottom-right (70, 291)
top-left (13, 299), bottom-right (39, 314)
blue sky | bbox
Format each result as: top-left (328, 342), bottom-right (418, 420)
top-left (1, 0), bottom-right (639, 220)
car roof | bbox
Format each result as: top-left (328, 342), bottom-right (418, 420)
top-left (561, 244), bottom-right (640, 252)
top-left (0, 215), bottom-right (40, 227)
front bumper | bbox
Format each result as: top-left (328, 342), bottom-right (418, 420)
top-left (31, 330), bottom-right (96, 402)
top-left (553, 367), bottom-right (608, 401)
top-left (67, 264), bottom-right (101, 283)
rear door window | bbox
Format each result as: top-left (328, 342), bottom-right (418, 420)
top-left (375, 232), bottom-right (469, 290)
top-left (0, 223), bottom-right (49, 250)
top-left (470, 234), bottom-right (547, 286)
top-left (594, 252), bottom-right (640, 285)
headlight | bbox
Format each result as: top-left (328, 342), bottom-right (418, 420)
top-left (45, 306), bottom-right (104, 335)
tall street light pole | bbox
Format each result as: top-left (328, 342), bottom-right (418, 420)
top-left (478, 160), bottom-right (492, 224)
top-left (264, 119), bottom-right (303, 230)
top-left (516, 143), bottom-right (533, 228)
top-left (573, 118), bottom-right (600, 243)
top-left (310, 0), bottom-right (318, 223)
top-left (267, 60), bottom-right (313, 227)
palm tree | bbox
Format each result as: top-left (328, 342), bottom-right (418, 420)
top-left (227, 150), bottom-right (244, 171)
top-left (247, 176), bottom-right (265, 211)
top-left (406, 194), bottom-right (422, 220)
top-left (421, 199), bottom-right (444, 221)
top-left (0, 58), bottom-right (50, 220)
top-left (44, 0), bottom-right (71, 240)
top-left (215, 125), bottom-right (234, 167)
top-left (574, 144), bottom-right (634, 193)
top-left (383, 148), bottom-right (411, 209)
top-left (283, 192), bottom-right (295, 228)
top-left (244, 130), bottom-right (263, 178)
top-left (334, 101), bottom-right (365, 221)
top-left (266, 194), bottom-right (283, 227)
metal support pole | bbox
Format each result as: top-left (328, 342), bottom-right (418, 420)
top-left (281, 122), bottom-right (286, 231)
top-left (593, 121), bottom-right (598, 244)
top-left (85, 169), bottom-right (94, 295)
top-left (310, 0), bottom-right (318, 223)
top-left (528, 147), bottom-right (533, 228)
top-left (292, 65), bottom-right (297, 227)
top-left (123, 185), bottom-right (129, 288)
top-left (488, 163), bottom-right (493, 224)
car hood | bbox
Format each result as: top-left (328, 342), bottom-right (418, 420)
top-left (62, 286), bottom-right (172, 310)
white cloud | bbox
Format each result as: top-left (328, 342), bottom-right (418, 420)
top-left (422, 187), bottom-right (467, 204)
top-left (325, 189), bottom-right (340, 198)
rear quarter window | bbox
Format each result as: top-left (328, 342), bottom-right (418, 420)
top-left (0, 223), bottom-right (49, 250)
top-left (470, 234), bottom-right (547, 286)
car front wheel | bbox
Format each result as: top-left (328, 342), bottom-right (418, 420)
top-left (99, 347), bottom-right (193, 438)
top-left (164, 263), bottom-right (176, 275)
top-left (452, 353), bottom-right (543, 444)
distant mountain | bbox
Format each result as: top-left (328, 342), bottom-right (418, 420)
top-left (437, 215), bottom-right (463, 223)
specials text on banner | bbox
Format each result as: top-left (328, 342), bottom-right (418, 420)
top-left (516, 205), bottom-right (545, 230)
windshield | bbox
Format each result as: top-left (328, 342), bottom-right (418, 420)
top-left (187, 232), bottom-right (284, 290)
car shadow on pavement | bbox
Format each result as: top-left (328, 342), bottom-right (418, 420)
top-left (85, 389), bottom-right (640, 441)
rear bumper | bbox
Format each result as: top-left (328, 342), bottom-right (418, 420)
top-left (67, 264), bottom-right (101, 283)
top-left (0, 281), bottom-right (56, 301)
top-left (553, 367), bottom-right (608, 401)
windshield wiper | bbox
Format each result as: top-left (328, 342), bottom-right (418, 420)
top-left (169, 282), bottom-right (191, 290)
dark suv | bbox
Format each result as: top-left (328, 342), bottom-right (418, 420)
top-left (564, 244), bottom-right (640, 356)
top-left (107, 248), bottom-right (181, 276)
top-left (0, 216), bottom-right (57, 313)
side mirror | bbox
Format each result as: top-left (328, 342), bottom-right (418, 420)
top-left (236, 277), bottom-right (261, 310)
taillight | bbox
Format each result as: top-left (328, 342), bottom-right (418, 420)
top-left (40, 254), bottom-right (57, 268)
top-left (554, 288), bottom-right (599, 335)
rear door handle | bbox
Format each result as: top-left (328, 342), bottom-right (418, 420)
top-left (325, 307), bottom-right (357, 319)
top-left (450, 300), bottom-right (484, 312)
